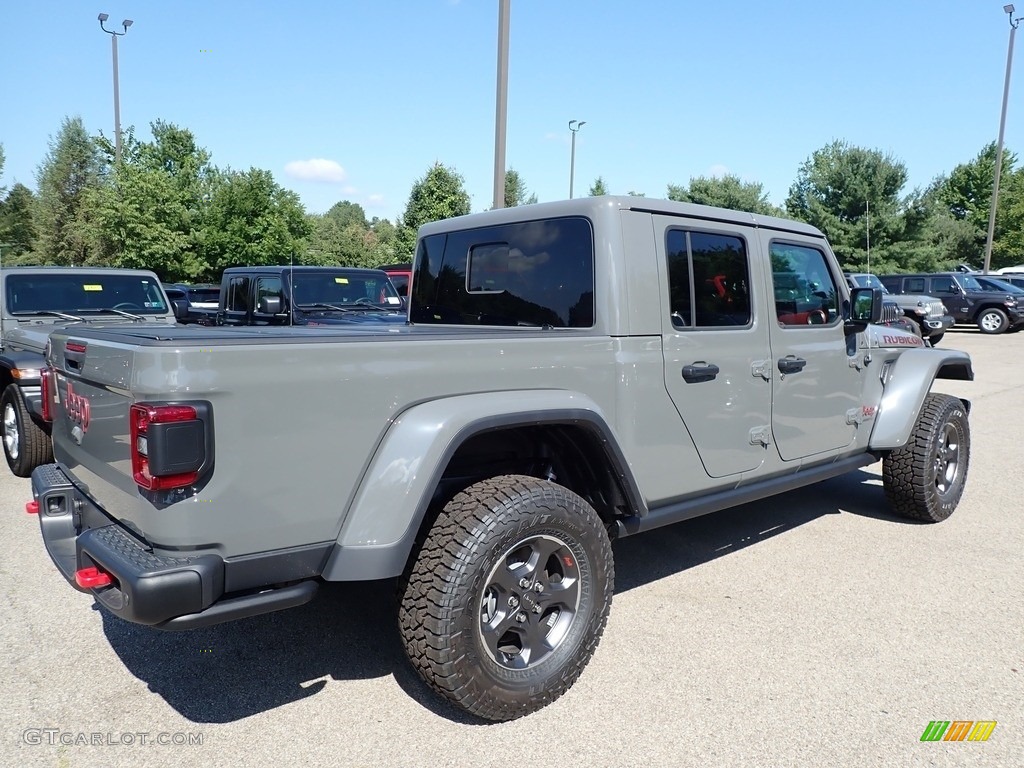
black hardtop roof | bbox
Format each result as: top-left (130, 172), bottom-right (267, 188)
top-left (221, 265), bottom-right (389, 277)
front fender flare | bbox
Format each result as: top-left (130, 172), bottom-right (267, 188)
top-left (868, 348), bottom-right (973, 450)
top-left (321, 390), bottom-right (633, 581)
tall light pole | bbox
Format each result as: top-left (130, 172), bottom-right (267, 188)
top-left (97, 13), bottom-right (133, 165)
top-left (568, 119), bottom-right (585, 199)
top-left (983, 4), bottom-right (1020, 274)
top-left (492, 0), bottom-right (510, 210)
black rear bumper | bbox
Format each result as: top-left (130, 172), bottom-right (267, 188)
top-left (31, 464), bottom-right (318, 629)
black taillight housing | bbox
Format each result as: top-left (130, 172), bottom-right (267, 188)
top-left (130, 402), bottom-right (214, 491)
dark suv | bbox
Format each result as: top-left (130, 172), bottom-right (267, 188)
top-left (879, 272), bottom-right (1024, 334)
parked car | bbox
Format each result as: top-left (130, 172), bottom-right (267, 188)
top-left (972, 275), bottom-right (1024, 314)
top-left (990, 273), bottom-right (1024, 291)
top-left (379, 263), bottom-right (413, 297)
top-left (879, 272), bottom-right (1024, 334)
top-left (163, 283), bottom-right (221, 310)
top-left (845, 273), bottom-right (952, 344)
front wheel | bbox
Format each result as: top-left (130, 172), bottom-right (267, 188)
top-left (399, 474), bottom-right (614, 721)
top-left (2, 384), bottom-right (53, 477)
top-left (977, 307), bottom-right (1008, 334)
top-left (882, 394), bottom-right (970, 522)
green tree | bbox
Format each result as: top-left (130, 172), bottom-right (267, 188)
top-left (397, 162), bottom-right (471, 255)
top-left (34, 116), bottom-right (103, 265)
top-left (933, 143), bottom-right (1023, 268)
top-left (786, 140), bottom-right (916, 272)
top-left (668, 174), bottom-right (782, 216)
top-left (198, 168), bottom-right (311, 277)
top-left (0, 183), bottom-right (39, 262)
top-left (89, 121), bottom-right (215, 279)
top-left (0, 143), bottom-right (6, 197)
top-left (503, 169), bottom-right (537, 207)
top-left (589, 176), bottom-right (608, 196)
top-left (324, 200), bottom-right (368, 230)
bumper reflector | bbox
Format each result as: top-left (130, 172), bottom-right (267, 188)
top-left (25, 500), bottom-right (39, 514)
top-left (75, 566), bottom-right (113, 589)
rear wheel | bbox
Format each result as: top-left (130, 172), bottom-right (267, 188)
top-left (976, 307), bottom-right (1008, 334)
top-left (882, 394), bottom-right (969, 522)
top-left (2, 384), bottom-right (53, 477)
top-left (398, 474), bottom-right (613, 721)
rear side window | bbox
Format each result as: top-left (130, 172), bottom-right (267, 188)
top-left (906, 277), bottom-right (927, 293)
top-left (666, 230), bottom-right (751, 329)
top-left (225, 276), bottom-right (251, 312)
top-left (411, 217), bottom-right (594, 327)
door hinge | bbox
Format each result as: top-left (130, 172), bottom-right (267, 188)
top-left (751, 360), bottom-right (772, 381)
top-left (846, 407), bottom-right (865, 425)
top-left (749, 425), bottom-right (772, 446)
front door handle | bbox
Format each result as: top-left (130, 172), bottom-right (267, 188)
top-left (778, 356), bottom-right (807, 374)
top-left (682, 362), bottom-right (720, 383)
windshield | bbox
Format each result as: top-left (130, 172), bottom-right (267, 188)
top-left (850, 274), bottom-right (887, 292)
top-left (289, 272), bottom-right (402, 309)
top-left (5, 273), bottom-right (169, 315)
top-left (960, 275), bottom-right (985, 291)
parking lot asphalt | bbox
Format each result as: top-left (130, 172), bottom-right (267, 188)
top-left (1, 328), bottom-right (1021, 768)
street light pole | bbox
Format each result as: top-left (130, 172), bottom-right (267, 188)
top-left (983, 4), bottom-right (1020, 275)
top-left (492, 0), bottom-right (510, 210)
top-left (97, 13), bottom-right (133, 165)
top-left (568, 119), bottom-right (585, 199)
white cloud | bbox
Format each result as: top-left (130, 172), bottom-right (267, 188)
top-left (284, 158), bottom-right (347, 184)
top-left (706, 164), bottom-right (730, 178)
top-left (367, 194), bottom-right (385, 205)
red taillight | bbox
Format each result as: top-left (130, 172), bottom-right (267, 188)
top-left (40, 368), bottom-right (56, 423)
top-left (65, 341), bottom-right (88, 354)
top-left (25, 500), bottom-right (39, 514)
top-left (75, 566), bottom-right (112, 589)
top-left (130, 403), bottom-right (201, 491)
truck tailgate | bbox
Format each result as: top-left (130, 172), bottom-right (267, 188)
top-left (47, 331), bottom-right (152, 528)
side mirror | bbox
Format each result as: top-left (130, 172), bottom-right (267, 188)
top-left (845, 287), bottom-right (882, 334)
top-left (258, 295), bottom-right (282, 314)
top-left (171, 299), bottom-right (189, 320)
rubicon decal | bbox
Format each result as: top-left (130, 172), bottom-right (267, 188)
top-left (882, 334), bottom-right (924, 346)
top-left (920, 720), bottom-right (997, 742)
top-left (65, 382), bottom-right (91, 432)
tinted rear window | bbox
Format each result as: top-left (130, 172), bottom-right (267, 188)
top-left (411, 217), bottom-right (594, 327)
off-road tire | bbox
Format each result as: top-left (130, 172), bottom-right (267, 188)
top-left (398, 474), bottom-right (613, 721)
top-left (882, 394), bottom-right (969, 522)
top-left (976, 307), bottom-right (1008, 334)
top-left (2, 384), bottom-right (53, 478)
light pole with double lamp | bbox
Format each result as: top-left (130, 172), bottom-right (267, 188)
top-left (983, 4), bottom-right (1020, 274)
top-left (568, 120), bottom-right (586, 199)
top-left (97, 13), bottom-right (133, 165)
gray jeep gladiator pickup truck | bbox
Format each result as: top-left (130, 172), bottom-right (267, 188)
top-left (30, 197), bottom-right (973, 721)
top-left (0, 267), bottom-right (174, 477)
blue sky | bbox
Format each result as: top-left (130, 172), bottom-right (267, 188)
top-left (1, 1), bottom-right (1021, 221)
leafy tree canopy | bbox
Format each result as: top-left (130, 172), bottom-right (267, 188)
top-left (668, 174), bottom-right (782, 216)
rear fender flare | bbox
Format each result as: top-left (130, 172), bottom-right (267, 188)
top-left (321, 390), bottom-right (640, 581)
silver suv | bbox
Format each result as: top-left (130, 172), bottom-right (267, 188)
top-left (846, 273), bottom-right (953, 344)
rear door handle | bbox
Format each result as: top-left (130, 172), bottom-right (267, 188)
top-left (778, 356), bottom-right (807, 374)
top-left (682, 362), bottom-right (720, 383)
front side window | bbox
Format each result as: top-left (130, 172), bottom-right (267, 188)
top-left (411, 217), bottom-right (594, 327)
top-left (666, 230), bottom-right (751, 329)
top-left (906, 278), bottom-right (927, 293)
top-left (930, 277), bottom-right (958, 294)
top-left (770, 242), bottom-right (839, 326)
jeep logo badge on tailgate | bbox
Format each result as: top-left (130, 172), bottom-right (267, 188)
top-left (65, 382), bottom-right (91, 432)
